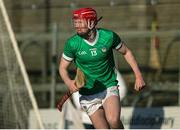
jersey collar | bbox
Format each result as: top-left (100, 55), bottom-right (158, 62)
top-left (83, 29), bottom-right (99, 46)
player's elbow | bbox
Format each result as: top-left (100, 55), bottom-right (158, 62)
top-left (123, 47), bottom-right (131, 56)
top-left (59, 57), bottom-right (70, 75)
top-left (59, 58), bottom-right (66, 74)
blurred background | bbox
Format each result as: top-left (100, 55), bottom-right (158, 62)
top-left (0, 0), bottom-right (180, 129)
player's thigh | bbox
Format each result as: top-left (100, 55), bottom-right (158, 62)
top-left (103, 95), bottom-right (121, 121)
top-left (89, 107), bottom-right (110, 129)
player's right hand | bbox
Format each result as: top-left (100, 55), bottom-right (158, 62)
top-left (67, 80), bottom-right (79, 93)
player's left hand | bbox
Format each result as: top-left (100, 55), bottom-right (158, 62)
top-left (134, 76), bottom-right (146, 91)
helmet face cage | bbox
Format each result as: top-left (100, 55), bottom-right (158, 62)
top-left (73, 18), bottom-right (87, 29)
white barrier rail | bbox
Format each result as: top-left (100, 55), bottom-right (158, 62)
top-left (29, 106), bottom-right (180, 129)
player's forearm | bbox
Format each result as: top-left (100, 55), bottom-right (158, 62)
top-left (59, 68), bottom-right (71, 86)
top-left (124, 49), bottom-right (142, 78)
top-left (59, 58), bottom-right (72, 87)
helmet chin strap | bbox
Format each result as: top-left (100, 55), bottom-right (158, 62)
top-left (77, 21), bottom-right (95, 40)
top-left (77, 28), bottom-right (95, 40)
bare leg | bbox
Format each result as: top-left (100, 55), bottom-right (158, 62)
top-left (89, 107), bottom-right (110, 129)
top-left (103, 95), bottom-right (124, 129)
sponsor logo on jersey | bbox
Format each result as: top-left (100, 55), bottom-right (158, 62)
top-left (89, 48), bottom-right (97, 51)
top-left (78, 51), bottom-right (87, 55)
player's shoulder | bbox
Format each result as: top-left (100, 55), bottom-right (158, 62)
top-left (98, 28), bottom-right (117, 37)
top-left (98, 28), bottom-right (113, 33)
top-left (64, 34), bottom-right (82, 51)
top-left (65, 34), bottom-right (81, 47)
top-left (66, 34), bottom-right (80, 43)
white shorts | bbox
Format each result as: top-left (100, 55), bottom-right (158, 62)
top-left (79, 86), bottom-right (120, 116)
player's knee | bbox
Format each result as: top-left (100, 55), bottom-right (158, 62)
top-left (107, 116), bottom-right (120, 128)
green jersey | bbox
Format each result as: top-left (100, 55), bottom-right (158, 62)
top-left (63, 28), bottom-right (122, 95)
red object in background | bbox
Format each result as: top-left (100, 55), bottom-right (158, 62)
top-left (154, 36), bottom-right (160, 49)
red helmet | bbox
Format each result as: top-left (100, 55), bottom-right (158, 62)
top-left (72, 7), bottom-right (97, 22)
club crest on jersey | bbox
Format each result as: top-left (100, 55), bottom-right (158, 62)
top-left (101, 47), bottom-right (107, 52)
